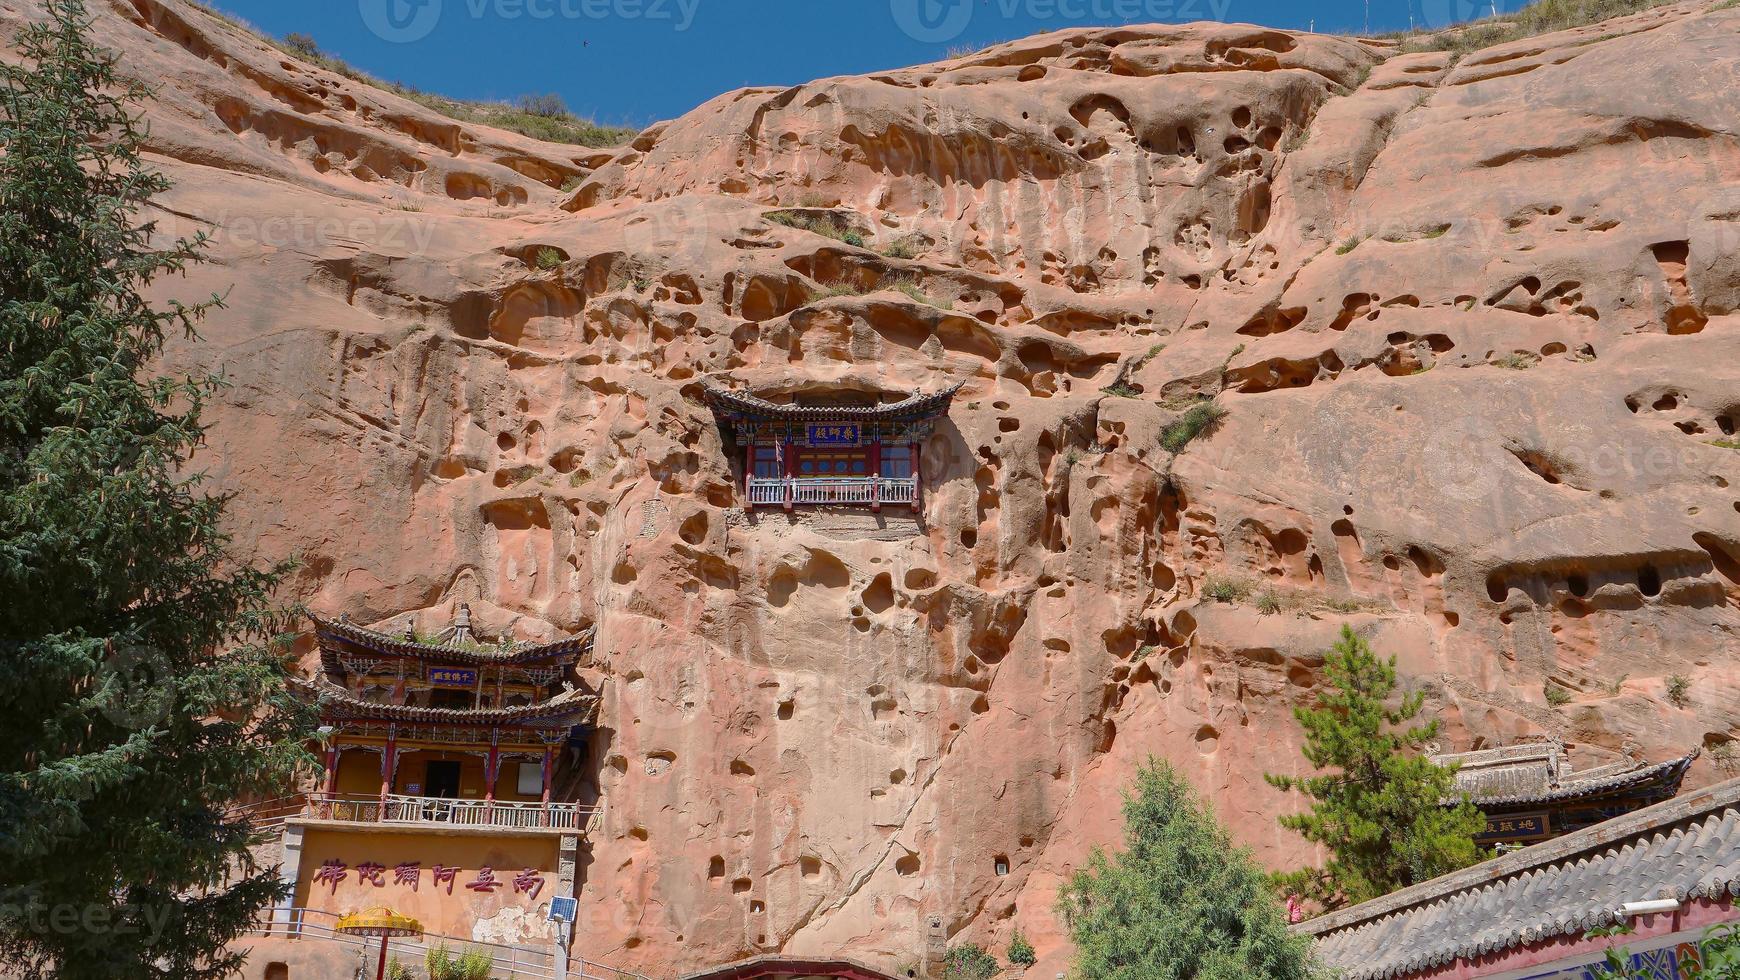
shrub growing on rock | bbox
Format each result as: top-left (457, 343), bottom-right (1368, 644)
top-left (515, 92), bottom-right (571, 118)
top-left (1201, 576), bottom-right (1253, 603)
top-left (942, 943), bottom-right (1000, 980)
top-left (1667, 674), bottom-right (1691, 707)
top-left (881, 235), bottom-right (922, 259)
top-left (1060, 760), bottom-right (1321, 980)
top-left (281, 31), bottom-right (320, 58)
top-left (426, 943), bottom-right (494, 980)
top-left (1160, 401), bottom-right (1226, 453)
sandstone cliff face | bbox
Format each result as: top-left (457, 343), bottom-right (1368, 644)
top-left (23, 0), bottom-right (1740, 974)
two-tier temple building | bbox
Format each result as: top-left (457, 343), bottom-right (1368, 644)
top-left (273, 605), bottom-right (601, 950)
top-left (702, 380), bottom-right (961, 512)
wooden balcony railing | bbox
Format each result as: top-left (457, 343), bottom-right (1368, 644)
top-left (746, 476), bottom-right (917, 508)
top-left (303, 793), bottom-right (597, 832)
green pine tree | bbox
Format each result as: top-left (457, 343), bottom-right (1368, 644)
top-left (1060, 760), bottom-right (1321, 980)
top-left (1266, 626), bottom-right (1485, 910)
top-left (0, 2), bottom-right (313, 976)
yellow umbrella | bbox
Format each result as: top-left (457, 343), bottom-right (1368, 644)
top-left (336, 907), bottom-right (424, 980)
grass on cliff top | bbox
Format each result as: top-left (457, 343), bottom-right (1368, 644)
top-left (1394, 0), bottom-right (1678, 56)
top-left (404, 94), bottom-right (637, 148)
top-left (193, 6), bottom-right (636, 148)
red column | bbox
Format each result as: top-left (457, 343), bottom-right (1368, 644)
top-left (743, 441), bottom-right (755, 506)
top-left (540, 745), bottom-right (554, 827)
top-left (782, 435), bottom-right (796, 511)
top-left (911, 443), bottom-right (923, 511)
top-left (378, 732), bottom-right (397, 822)
top-left (870, 434), bottom-right (883, 512)
top-left (322, 745), bottom-right (340, 796)
top-left (485, 735), bottom-right (500, 804)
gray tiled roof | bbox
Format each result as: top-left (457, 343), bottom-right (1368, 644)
top-left (1434, 742), bottom-right (1563, 802)
top-left (1299, 776), bottom-right (1740, 980)
top-left (701, 378), bottom-right (964, 423)
top-left (1433, 742), bottom-right (1700, 807)
top-left (313, 615), bottom-right (593, 672)
top-left (293, 677), bottom-right (598, 728)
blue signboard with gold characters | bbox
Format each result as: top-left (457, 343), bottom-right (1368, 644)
top-left (807, 422), bottom-right (861, 446)
top-left (428, 666), bottom-right (478, 688)
top-left (1476, 811), bottom-right (1551, 845)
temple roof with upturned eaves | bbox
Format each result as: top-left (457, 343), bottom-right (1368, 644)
top-left (312, 606), bottom-right (592, 678)
top-left (701, 378), bottom-right (964, 424)
top-left (1432, 741), bottom-right (1699, 809)
top-left (292, 677), bottom-right (599, 729)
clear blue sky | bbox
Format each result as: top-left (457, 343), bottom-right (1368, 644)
top-left (204, 0), bottom-right (1513, 127)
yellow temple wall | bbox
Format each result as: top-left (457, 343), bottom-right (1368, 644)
top-left (490, 757), bottom-right (547, 803)
top-left (332, 752), bottom-right (381, 797)
top-left (291, 826), bottom-right (563, 943)
top-left (393, 748), bottom-right (486, 798)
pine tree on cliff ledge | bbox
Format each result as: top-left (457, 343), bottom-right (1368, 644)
top-left (1267, 626), bottom-right (1485, 911)
top-left (0, 2), bottom-right (312, 977)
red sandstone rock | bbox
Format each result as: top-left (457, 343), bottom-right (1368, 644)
top-left (13, 0), bottom-right (1740, 974)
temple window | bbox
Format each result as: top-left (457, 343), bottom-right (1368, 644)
top-left (703, 379), bottom-right (961, 512)
top-left (427, 688), bottom-right (473, 711)
top-left (880, 453), bottom-right (914, 480)
top-left (751, 446), bottom-right (781, 479)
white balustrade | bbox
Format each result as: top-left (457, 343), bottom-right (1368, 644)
top-left (745, 476), bottom-right (918, 507)
top-left (747, 477), bottom-right (787, 506)
top-left (305, 793), bottom-right (588, 831)
top-left (880, 477), bottom-right (918, 504)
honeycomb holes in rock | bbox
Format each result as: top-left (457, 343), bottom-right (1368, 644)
top-left (1638, 564), bottom-right (1663, 598)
